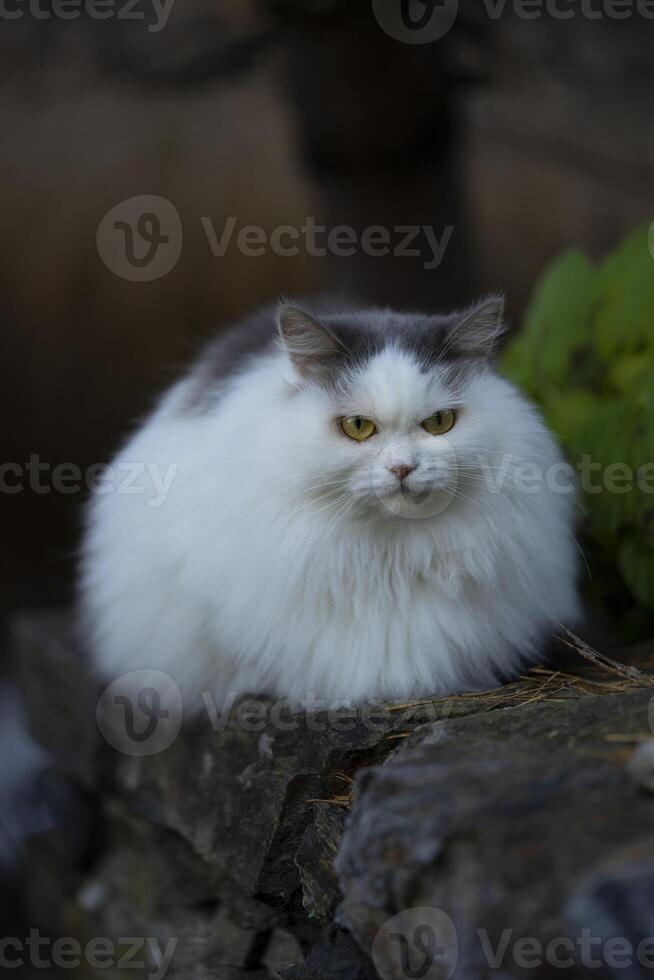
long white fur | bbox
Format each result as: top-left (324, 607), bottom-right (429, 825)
top-left (80, 328), bottom-right (580, 710)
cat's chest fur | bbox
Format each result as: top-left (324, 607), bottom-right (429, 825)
top-left (194, 508), bottom-right (496, 704)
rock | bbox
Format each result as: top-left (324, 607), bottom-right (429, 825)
top-left (108, 694), bottom-right (458, 903)
top-left (23, 798), bottom-right (286, 979)
top-left (295, 803), bottom-right (347, 922)
top-left (15, 609), bottom-right (654, 979)
top-left (565, 862), bottom-right (654, 980)
top-left (211, 905), bottom-right (271, 968)
top-left (11, 611), bottom-right (99, 788)
top-left (627, 740), bottom-right (654, 793)
top-left (14, 611), bottom-right (476, 904)
top-left (280, 926), bottom-right (378, 980)
top-left (337, 690), bottom-right (654, 980)
top-left (263, 929), bottom-right (305, 979)
top-left (13, 610), bottom-right (484, 976)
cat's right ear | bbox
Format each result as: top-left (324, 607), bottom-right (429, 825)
top-left (277, 305), bottom-right (348, 382)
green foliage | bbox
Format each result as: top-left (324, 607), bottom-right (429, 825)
top-left (501, 224), bottom-right (654, 624)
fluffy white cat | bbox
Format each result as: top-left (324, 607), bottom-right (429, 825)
top-left (79, 297), bottom-right (580, 711)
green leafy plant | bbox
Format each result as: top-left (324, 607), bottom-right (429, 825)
top-left (502, 223), bottom-right (654, 630)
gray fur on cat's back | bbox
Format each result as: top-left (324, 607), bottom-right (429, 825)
top-left (181, 305), bottom-right (280, 414)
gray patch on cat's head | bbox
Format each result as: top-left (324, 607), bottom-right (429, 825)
top-left (277, 295), bottom-right (507, 387)
top-left (180, 296), bottom-right (507, 416)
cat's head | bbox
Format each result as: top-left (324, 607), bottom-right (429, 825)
top-left (276, 297), bottom-right (509, 520)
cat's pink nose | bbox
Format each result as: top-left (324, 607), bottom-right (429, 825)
top-left (389, 464), bottom-right (415, 482)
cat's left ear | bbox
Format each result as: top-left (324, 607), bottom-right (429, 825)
top-left (445, 295), bottom-right (507, 360)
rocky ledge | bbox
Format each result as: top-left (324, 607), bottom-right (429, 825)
top-left (11, 612), bottom-right (654, 979)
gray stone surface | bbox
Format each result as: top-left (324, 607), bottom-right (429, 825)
top-left (337, 690), bottom-right (654, 979)
top-left (295, 803), bottom-right (346, 923)
top-left (280, 926), bottom-right (378, 980)
top-left (13, 611), bottom-right (654, 979)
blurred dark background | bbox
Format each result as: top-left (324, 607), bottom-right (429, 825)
top-left (1, 1), bottom-right (654, 969)
top-left (1, 0), bottom-right (653, 647)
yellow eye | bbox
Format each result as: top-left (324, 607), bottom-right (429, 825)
top-left (340, 416), bottom-right (377, 441)
top-left (421, 409), bottom-right (456, 435)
